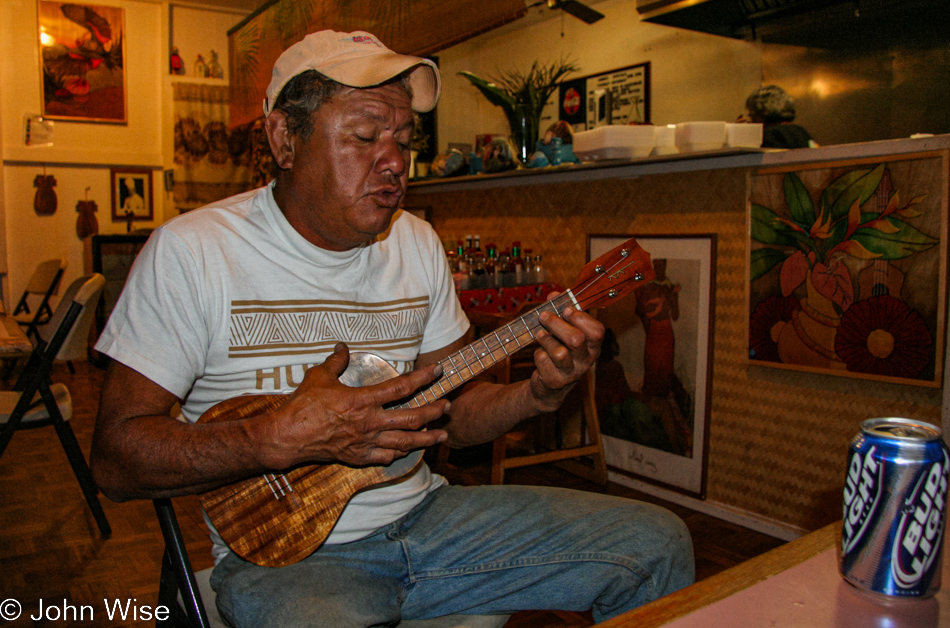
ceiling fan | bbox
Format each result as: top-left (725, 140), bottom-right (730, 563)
top-left (547, 0), bottom-right (605, 24)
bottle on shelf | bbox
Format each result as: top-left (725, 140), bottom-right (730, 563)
top-left (473, 250), bottom-right (486, 276)
top-left (484, 242), bottom-right (497, 286)
top-left (511, 241), bottom-right (524, 285)
top-left (523, 248), bottom-right (534, 283)
top-left (533, 252), bottom-right (547, 283)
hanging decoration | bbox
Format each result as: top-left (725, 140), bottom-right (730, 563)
top-left (34, 173), bottom-right (58, 216)
top-left (76, 187), bottom-right (98, 238)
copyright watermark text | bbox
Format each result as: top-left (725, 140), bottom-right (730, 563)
top-left (0, 598), bottom-right (169, 622)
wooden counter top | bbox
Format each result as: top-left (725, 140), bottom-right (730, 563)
top-left (597, 521), bottom-right (950, 627)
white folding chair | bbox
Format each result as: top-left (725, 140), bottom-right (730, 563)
top-left (0, 274), bottom-right (109, 536)
top-left (11, 258), bottom-right (67, 341)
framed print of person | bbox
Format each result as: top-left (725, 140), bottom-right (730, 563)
top-left (588, 234), bottom-right (716, 497)
top-left (110, 168), bottom-right (153, 223)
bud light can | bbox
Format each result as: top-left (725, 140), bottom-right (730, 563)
top-left (840, 417), bottom-right (950, 599)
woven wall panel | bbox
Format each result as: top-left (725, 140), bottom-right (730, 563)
top-left (408, 166), bottom-right (943, 531)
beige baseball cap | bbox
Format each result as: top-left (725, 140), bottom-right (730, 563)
top-left (263, 30), bottom-right (441, 116)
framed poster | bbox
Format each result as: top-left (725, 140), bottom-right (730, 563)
top-left (38, 0), bottom-right (126, 123)
top-left (749, 154), bottom-right (947, 386)
top-left (110, 168), bottom-right (152, 222)
top-left (588, 234), bottom-right (715, 497)
top-left (541, 62), bottom-right (651, 132)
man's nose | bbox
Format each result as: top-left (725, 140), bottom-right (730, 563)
top-left (377, 137), bottom-right (407, 177)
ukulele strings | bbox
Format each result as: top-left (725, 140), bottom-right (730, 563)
top-left (253, 247), bottom-right (639, 501)
top-left (400, 246), bottom-right (640, 410)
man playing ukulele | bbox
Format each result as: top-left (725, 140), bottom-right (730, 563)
top-left (91, 30), bottom-right (693, 627)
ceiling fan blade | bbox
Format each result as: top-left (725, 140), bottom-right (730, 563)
top-left (551, 0), bottom-right (605, 24)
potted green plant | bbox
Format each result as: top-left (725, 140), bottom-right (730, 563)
top-left (459, 58), bottom-right (578, 164)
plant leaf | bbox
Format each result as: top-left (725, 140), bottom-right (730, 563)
top-left (851, 216), bottom-right (939, 259)
top-left (780, 251), bottom-right (809, 296)
top-left (783, 172), bottom-right (815, 227)
top-left (750, 247), bottom-right (787, 281)
top-left (457, 71), bottom-right (516, 113)
top-left (821, 164), bottom-right (885, 221)
top-left (843, 198), bottom-right (862, 240)
top-left (831, 239), bottom-right (883, 260)
top-left (751, 204), bottom-right (799, 246)
top-left (811, 260), bottom-right (854, 310)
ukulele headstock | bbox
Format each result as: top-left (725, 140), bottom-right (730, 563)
top-left (570, 238), bottom-right (655, 311)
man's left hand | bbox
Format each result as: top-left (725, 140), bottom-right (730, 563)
top-left (529, 300), bottom-right (604, 411)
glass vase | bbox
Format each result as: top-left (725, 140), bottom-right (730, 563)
top-left (507, 104), bottom-right (539, 165)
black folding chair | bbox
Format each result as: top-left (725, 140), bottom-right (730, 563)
top-left (0, 273), bottom-right (109, 536)
top-left (154, 498), bottom-right (225, 628)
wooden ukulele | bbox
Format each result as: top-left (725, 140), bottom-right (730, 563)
top-left (198, 237), bottom-right (654, 567)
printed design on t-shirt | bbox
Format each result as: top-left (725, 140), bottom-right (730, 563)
top-left (228, 297), bottom-right (429, 359)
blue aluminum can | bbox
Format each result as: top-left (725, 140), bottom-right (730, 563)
top-left (840, 417), bottom-right (950, 599)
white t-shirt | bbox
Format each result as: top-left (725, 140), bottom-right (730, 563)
top-left (95, 183), bottom-right (469, 561)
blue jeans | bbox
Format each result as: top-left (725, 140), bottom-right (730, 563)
top-left (210, 484), bottom-right (694, 627)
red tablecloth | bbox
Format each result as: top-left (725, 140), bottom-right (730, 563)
top-left (458, 283), bottom-right (563, 314)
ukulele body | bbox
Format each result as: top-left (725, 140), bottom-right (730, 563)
top-left (198, 352), bottom-right (423, 568)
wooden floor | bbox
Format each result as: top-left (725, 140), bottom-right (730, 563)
top-left (0, 360), bottom-right (785, 627)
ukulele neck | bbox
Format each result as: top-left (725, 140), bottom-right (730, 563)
top-left (397, 290), bottom-right (579, 410)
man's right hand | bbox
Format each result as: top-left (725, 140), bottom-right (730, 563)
top-left (258, 342), bottom-right (449, 470)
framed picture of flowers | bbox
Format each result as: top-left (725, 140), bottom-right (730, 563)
top-left (748, 153), bottom-right (947, 386)
top-left (589, 234), bottom-right (715, 498)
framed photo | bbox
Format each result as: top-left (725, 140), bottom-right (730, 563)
top-left (749, 154), bottom-right (947, 386)
top-left (541, 62), bottom-right (651, 131)
top-left (588, 234), bottom-right (715, 497)
top-left (110, 168), bottom-right (153, 222)
top-left (38, 0), bottom-right (127, 123)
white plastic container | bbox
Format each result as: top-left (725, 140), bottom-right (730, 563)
top-left (675, 121), bottom-right (727, 152)
top-left (652, 124), bottom-right (678, 156)
top-left (726, 123), bottom-right (763, 148)
top-left (573, 125), bottom-right (656, 161)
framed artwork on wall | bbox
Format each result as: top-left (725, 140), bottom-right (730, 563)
top-left (38, 0), bottom-right (127, 123)
top-left (588, 234), bottom-right (715, 498)
top-left (110, 168), bottom-right (152, 222)
top-left (540, 62), bottom-right (651, 132)
top-left (748, 154), bottom-right (947, 386)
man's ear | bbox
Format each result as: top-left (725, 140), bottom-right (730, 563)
top-left (264, 110), bottom-right (295, 170)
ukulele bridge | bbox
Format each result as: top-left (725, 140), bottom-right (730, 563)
top-left (264, 473), bottom-right (294, 499)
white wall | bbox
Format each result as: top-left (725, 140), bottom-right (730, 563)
top-left (170, 5), bottom-right (239, 80)
top-left (436, 0), bottom-right (763, 151)
top-left (0, 0), bottom-right (165, 309)
top-left (0, 0), bottom-right (243, 312)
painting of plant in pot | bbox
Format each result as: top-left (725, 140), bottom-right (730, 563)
top-left (748, 156), bottom-right (946, 385)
